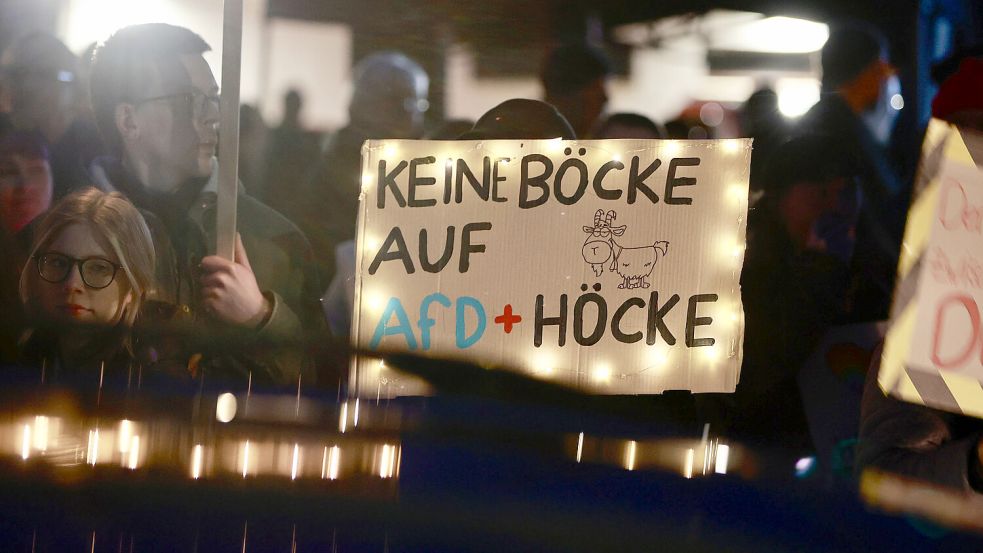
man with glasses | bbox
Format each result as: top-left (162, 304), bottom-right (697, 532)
top-left (87, 23), bottom-right (324, 388)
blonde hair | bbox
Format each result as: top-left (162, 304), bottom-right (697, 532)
top-left (19, 188), bottom-right (156, 328)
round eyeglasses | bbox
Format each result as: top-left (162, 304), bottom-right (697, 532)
top-left (35, 252), bottom-right (121, 290)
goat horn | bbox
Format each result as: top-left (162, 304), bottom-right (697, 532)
top-left (593, 209), bottom-right (603, 226)
top-left (605, 210), bottom-right (616, 224)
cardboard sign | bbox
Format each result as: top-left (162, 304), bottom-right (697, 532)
top-left (352, 139), bottom-right (751, 397)
top-left (880, 120), bottom-right (983, 418)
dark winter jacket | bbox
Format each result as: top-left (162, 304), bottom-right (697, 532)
top-left (858, 343), bottom-right (983, 493)
top-left (91, 157), bottom-right (324, 387)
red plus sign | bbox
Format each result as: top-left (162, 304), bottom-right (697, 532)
top-left (494, 304), bottom-right (522, 333)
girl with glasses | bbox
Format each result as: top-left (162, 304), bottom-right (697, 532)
top-left (17, 188), bottom-right (155, 379)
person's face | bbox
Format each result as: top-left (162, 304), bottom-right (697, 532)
top-left (580, 77), bottom-right (609, 137)
top-left (0, 153), bottom-right (53, 234)
top-left (781, 179), bottom-right (844, 232)
top-left (856, 57), bottom-right (896, 112)
top-left (0, 63), bottom-right (77, 141)
top-left (385, 73), bottom-right (429, 139)
top-left (130, 54), bottom-right (219, 191)
top-left (780, 177), bottom-right (861, 260)
top-left (35, 223), bottom-right (130, 327)
top-left (408, 74), bottom-right (430, 138)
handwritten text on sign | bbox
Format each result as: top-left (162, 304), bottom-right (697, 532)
top-left (352, 139), bottom-right (751, 396)
top-left (915, 161), bottom-right (983, 375)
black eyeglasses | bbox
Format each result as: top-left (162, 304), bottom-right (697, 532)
top-left (136, 90), bottom-right (220, 118)
top-left (35, 252), bottom-right (121, 289)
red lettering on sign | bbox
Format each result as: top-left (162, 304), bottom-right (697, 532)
top-left (931, 294), bottom-right (981, 369)
top-left (938, 177), bottom-right (983, 234)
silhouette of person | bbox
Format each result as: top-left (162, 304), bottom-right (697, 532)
top-left (1, 33), bottom-right (106, 199)
top-left (739, 88), bottom-right (789, 193)
top-left (258, 89), bottom-right (320, 217)
top-left (541, 42), bottom-right (610, 139)
top-left (596, 112), bottom-right (666, 139)
top-left (302, 52), bottom-right (428, 283)
top-left (799, 24), bottom-right (903, 321)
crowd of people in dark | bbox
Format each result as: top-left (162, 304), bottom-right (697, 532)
top-left (1, 18), bottom-right (983, 497)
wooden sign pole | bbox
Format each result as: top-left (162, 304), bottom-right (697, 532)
top-left (216, 0), bottom-right (243, 260)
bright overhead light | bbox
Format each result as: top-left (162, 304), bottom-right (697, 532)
top-left (60, 0), bottom-right (183, 52)
top-left (592, 364), bottom-right (613, 384)
top-left (776, 78), bottom-right (820, 118)
top-left (712, 15), bottom-right (829, 54)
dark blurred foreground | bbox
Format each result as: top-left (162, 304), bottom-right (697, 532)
top-left (1, 351), bottom-right (983, 553)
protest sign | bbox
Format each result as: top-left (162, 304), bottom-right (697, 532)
top-left (352, 138), bottom-right (751, 397)
top-left (880, 120), bottom-right (983, 418)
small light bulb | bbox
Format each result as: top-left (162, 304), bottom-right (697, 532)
top-left (648, 346), bottom-right (669, 368)
top-left (722, 241), bottom-right (745, 261)
top-left (127, 436), bottom-right (140, 469)
top-left (683, 448), bottom-right (695, 479)
top-left (20, 424), bottom-right (30, 460)
top-left (291, 444), bottom-right (301, 480)
top-left (118, 420), bottom-right (133, 453)
top-left (722, 139), bottom-right (741, 155)
top-left (663, 140), bottom-right (681, 158)
top-left (715, 444), bottom-right (730, 474)
top-left (366, 292), bottom-right (387, 314)
top-left (241, 440), bottom-right (250, 478)
top-left (625, 440), bottom-right (637, 471)
top-left (703, 346), bottom-right (721, 363)
top-left (531, 353), bottom-right (555, 377)
top-left (191, 444), bottom-right (204, 479)
top-left (592, 365), bottom-right (612, 384)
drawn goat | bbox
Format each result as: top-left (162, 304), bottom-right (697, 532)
top-left (611, 240), bottom-right (669, 289)
top-left (582, 209), bottom-right (626, 277)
